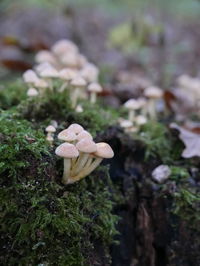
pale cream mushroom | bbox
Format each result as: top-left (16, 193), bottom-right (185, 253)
top-left (67, 123), bottom-right (84, 134)
top-left (51, 39), bottom-right (78, 57)
top-left (61, 53), bottom-right (79, 69)
top-left (58, 129), bottom-right (77, 143)
top-left (55, 143), bottom-right (79, 185)
top-left (135, 115), bottom-right (147, 126)
top-left (45, 125), bottom-right (56, 145)
top-left (72, 138), bottom-right (97, 176)
top-left (35, 62), bottom-right (54, 74)
top-left (27, 88), bottom-right (39, 97)
top-left (79, 63), bottom-right (99, 83)
top-left (144, 86), bottom-right (163, 120)
top-left (35, 50), bottom-right (57, 66)
top-left (34, 78), bottom-right (48, 95)
top-left (23, 70), bottom-right (39, 88)
top-left (70, 76), bottom-right (87, 108)
top-left (75, 104), bottom-right (84, 113)
top-left (76, 130), bottom-right (93, 141)
top-left (40, 67), bottom-right (59, 91)
top-left (124, 99), bottom-right (141, 122)
top-left (58, 68), bottom-right (77, 92)
top-left (87, 82), bottom-right (102, 104)
top-left (72, 142), bottom-right (114, 182)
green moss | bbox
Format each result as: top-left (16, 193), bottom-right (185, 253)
top-left (0, 81), bottom-right (27, 110)
top-left (136, 121), bottom-right (183, 163)
top-left (0, 109), bottom-right (119, 265)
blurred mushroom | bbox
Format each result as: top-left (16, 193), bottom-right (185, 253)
top-left (87, 82), bottom-right (102, 104)
top-left (144, 86), bottom-right (163, 120)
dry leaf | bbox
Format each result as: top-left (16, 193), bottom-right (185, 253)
top-left (170, 123), bottom-right (200, 158)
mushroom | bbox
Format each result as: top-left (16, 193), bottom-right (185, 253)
top-left (135, 115), bottom-right (147, 127)
top-left (72, 142), bottom-right (114, 182)
top-left (34, 79), bottom-right (49, 95)
top-left (51, 39), bottom-right (78, 57)
top-left (27, 88), bottom-right (39, 97)
top-left (79, 63), bottom-right (99, 83)
top-left (61, 53), bottom-right (79, 69)
top-left (58, 129), bottom-right (77, 143)
top-left (67, 123), bottom-right (84, 134)
top-left (70, 76), bottom-right (87, 108)
top-left (87, 82), bottom-right (102, 104)
top-left (23, 70), bottom-right (39, 88)
top-left (124, 99), bottom-right (141, 122)
top-left (55, 143), bottom-right (79, 184)
top-left (40, 67), bottom-right (59, 91)
top-left (45, 125), bottom-right (56, 145)
top-left (76, 130), bottom-right (93, 141)
top-left (35, 50), bottom-right (57, 66)
top-left (72, 138), bottom-right (97, 176)
top-left (144, 86), bottom-right (163, 120)
top-left (58, 68), bottom-right (77, 92)
top-left (75, 104), bottom-right (84, 113)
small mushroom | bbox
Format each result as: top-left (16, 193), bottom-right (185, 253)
top-left (75, 104), bottom-right (84, 113)
top-left (79, 63), bottom-right (99, 83)
top-left (51, 39), bottom-right (78, 57)
top-left (23, 70), bottom-right (39, 88)
top-left (35, 50), bottom-right (57, 66)
top-left (58, 68), bottom-right (77, 92)
top-left (73, 138), bottom-right (97, 176)
top-left (58, 129), bottom-right (77, 143)
top-left (87, 82), bottom-right (102, 104)
top-left (45, 125), bottom-right (56, 145)
top-left (55, 143), bottom-right (79, 184)
top-left (72, 142), bottom-right (114, 182)
top-left (70, 76), bottom-right (87, 108)
top-left (135, 115), bottom-right (147, 127)
top-left (124, 99), bottom-right (141, 122)
top-left (27, 88), bottom-right (39, 97)
top-left (144, 86), bottom-right (163, 120)
top-left (40, 67), bottom-right (59, 91)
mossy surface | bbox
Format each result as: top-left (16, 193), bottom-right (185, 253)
top-left (0, 85), bottom-right (119, 266)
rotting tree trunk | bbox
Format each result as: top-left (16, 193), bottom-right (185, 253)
top-left (97, 126), bottom-right (200, 266)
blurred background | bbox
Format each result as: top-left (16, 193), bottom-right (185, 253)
top-left (0, 0), bottom-right (200, 90)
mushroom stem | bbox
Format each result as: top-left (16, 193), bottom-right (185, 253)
top-left (72, 153), bottom-right (90, 175)
top-left (90, 92), bottom-right (97, 104)
top-left (62, 159), bottom-right (71, 184)
top-left (71, 87), bottom-right (80, 108)
top-left (58, 81), bottom-right (68, 92)
top-left (128, 110), bottom-right (135, 122)
top-left (148, 99), bottom-right (156, 120)
top-left (71, 157), bottom-right (103, 182)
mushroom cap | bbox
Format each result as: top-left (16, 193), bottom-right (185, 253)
top-left (76, 139), bottom-right (97, 153)
top-left (35, 50), bottom-right (57, 65)
top-left (34, 78), bottom-right (48, 88)
top-left (124, 99), bottom-right (141, 110)
top-left (51, 120), bottom-right (58, 128)
top-left (75, 104), bottom-right (84, 113)
top-left (61, 53), bottom-right (79, 68)
top-left (144, 86), bottom-right (163, 99)
top-left (46, 135), bottom-right (54, 142)
top-left (35, 62), bottom-right (54, 74)
top-left (78, 54), bottom-right (88, 67)
top-left (51, 39), bottom-right (78, 56)
top-left (67, 124), bottom-right (84, 134)
top-left (40, 67), bottom-right (59, 78)
top-left (70, 76), bottom-right (86, 88)
top-left (27, 88), bottom-right (38, 97)
top-left (135, 115), bottom-right (147, 125)
top-left (45, 125), bottom-right (56, 133)
top-left (87, 82), bottom-right (102, 93)
top-left (58, 129), bottom-right (77, 142)
top-left (93, 142), bottom-right (114, 158)
top-left (79, 63), bottom-right (99, 83)
top-left (137, 97), bottom-right (147, 107)
top-left (59, 68), bottom-right (77, 81)
top-left (23, 70), bottom-right (39, 83)
top-left (77, 130), bottom-right (93, 141)
top-left (119, 119), bottom-right (133, 128)
top-left (55, 143), bottom-right (79, 158)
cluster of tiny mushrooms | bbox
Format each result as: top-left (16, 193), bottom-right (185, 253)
top-left (54, 123), bottom-right (114, 185)
top-left (23, 39), bottom-right (102, 111)
top-left (23, 39), bottom-right (197, 184)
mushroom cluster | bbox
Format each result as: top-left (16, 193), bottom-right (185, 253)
top-left (55, 123), bottom-right (114, 185)
top-left (23, 39), bottom-right (103, 107)
top-left (120, 86), bottom-right (163, 132)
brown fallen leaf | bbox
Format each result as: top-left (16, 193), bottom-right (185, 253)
top-left (170, 123), bottom-right (200, 158)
